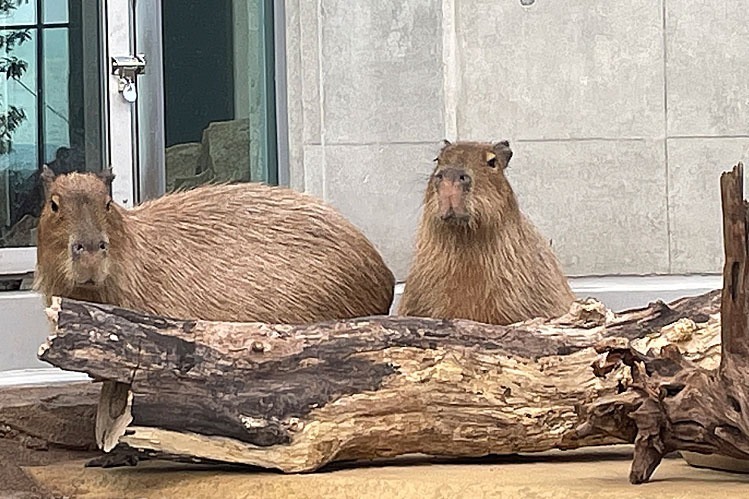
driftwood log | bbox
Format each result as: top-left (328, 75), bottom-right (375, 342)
top-left (35, 164), bottom-right (749, 483)
top-left (577, 162), bottom-right (749, 483)
top-left (38, 289), bottom-right (721, 475)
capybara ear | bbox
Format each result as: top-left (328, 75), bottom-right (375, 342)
top-left (40, 164), bottom-right (56, 196)
top-left (492, 140), bottom-right (513, 169)
top-left (96, 167), bottom-right (116, 187)
top-left (434, 139), bottom-right (452, 162)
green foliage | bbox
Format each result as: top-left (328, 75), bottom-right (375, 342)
top-left (0, 0), bottom-right (31, 155)
top-left (0, 0), bottom-right (28, 11)
top-left (0, 29), bottom-right (30, 50)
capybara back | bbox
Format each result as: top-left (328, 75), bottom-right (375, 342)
top-left (35, 168), bottom-right (395, 323)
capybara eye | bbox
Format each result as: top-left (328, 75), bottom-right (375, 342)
top-left (459, 174), bottom-right (467, 182)
top-left (50, 200), bottom-right (59, 212)
top-left (99, 241), bottom-right (108, 251)
top-left (487, 157), bottom-right (498, 168)
top-left (435, 172), bottom-right (443, 180)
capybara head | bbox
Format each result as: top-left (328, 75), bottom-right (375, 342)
top-left (36, 166), bottom-right (121, 292)
top-left (425, 140), bottom-right (515, 230)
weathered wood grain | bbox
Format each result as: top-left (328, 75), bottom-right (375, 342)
top-left (38, 288), bottom-right (721, 473)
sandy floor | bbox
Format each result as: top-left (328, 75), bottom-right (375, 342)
top-left (1, 446), bottom-right (744, 499)
top-left (0, 439), bottom-right (98, 498)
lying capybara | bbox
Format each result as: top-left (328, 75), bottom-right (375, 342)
top-left (34, 167), bottom-right (395, 323)
top-left (398, 140), bottom-right (574, 325)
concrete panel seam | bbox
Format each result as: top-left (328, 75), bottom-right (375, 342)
top-left (668, 134), bottom-right (749, 140)
top-left (514, 137), bottom-right (651, 143)
top-left (316, 0), bottom-right (327, 200)
top-left (663, 0), bottom-right (673, 272)
top-left (322, 141), bottom-right (444, 147)
top-left (442, 0), bottom-right (458, 139)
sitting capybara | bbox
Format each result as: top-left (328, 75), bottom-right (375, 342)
top-left (34, 167), bottom-right (395, 323)
top-left (398, 140), bottom-right (574, 325)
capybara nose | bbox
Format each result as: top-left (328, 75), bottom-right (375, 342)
top-left (70, 240), bottom-right (108, 258)
top-left (440, 208), bottom-right (470, 222)
top-left (71, 242), bottom-right (85, 257)
top-left (440, 208), bottom-right (456, 220)
top-left (436, 168), bottom-right (471, 187)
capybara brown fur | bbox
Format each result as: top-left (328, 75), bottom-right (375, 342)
top-left (34, 166), bottom-right (395, 323)
top-left (398, 140), bottom-right (575, 325)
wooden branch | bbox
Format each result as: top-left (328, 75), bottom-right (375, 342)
top-left (37, 290), bottom-right (721, 473)
top-left (720, 161), bottom-right (749, 360)
top-left (581, 162), bottom-right (749, 484)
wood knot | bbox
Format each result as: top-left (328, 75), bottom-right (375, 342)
top-left (284, 417), bottom-right (305, 432)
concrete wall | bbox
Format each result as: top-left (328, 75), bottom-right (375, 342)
top-left (285, 0), bottom-right (749, 282)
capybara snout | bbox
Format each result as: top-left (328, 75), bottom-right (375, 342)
top-left (434, 167), bottom-right (472, 222)
top-left (68, 235), bottom-right (110, 286)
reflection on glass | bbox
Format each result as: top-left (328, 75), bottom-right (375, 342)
top-left (42, 0), bottom-right (68, 24)
top-left (0, 1), bottom-right (103, 249)
top-left (162, 0), bottom-right (277, 192)
top-left (43, 28), bottom-right (75, 167)
top-left (0, 0), bottom-right (36, 26)
top-left (0, 27), bottom-right (37, 247)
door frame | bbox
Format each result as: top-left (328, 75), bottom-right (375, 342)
top-left (273, 0), bottom-right (290, 187)
top-left (106, 0), bottom-right (139, 207)
top-left (133, 0), bottom-right (165, 202)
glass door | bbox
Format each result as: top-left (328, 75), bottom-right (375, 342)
top-left (0, 0), bottom-right (137, 372)
top-left (142, 0), bottom-right (281, 197)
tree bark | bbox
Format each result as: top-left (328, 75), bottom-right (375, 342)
top-left (38, 288), bottom-right (721, 474)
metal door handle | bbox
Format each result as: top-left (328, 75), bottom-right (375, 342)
top-left (111, 54), bottom-right (147, 102)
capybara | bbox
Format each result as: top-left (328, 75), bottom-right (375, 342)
top-left (398, 140), bottom-right (574, 325)
top-left (34, 166), bottom-right (395, 323)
